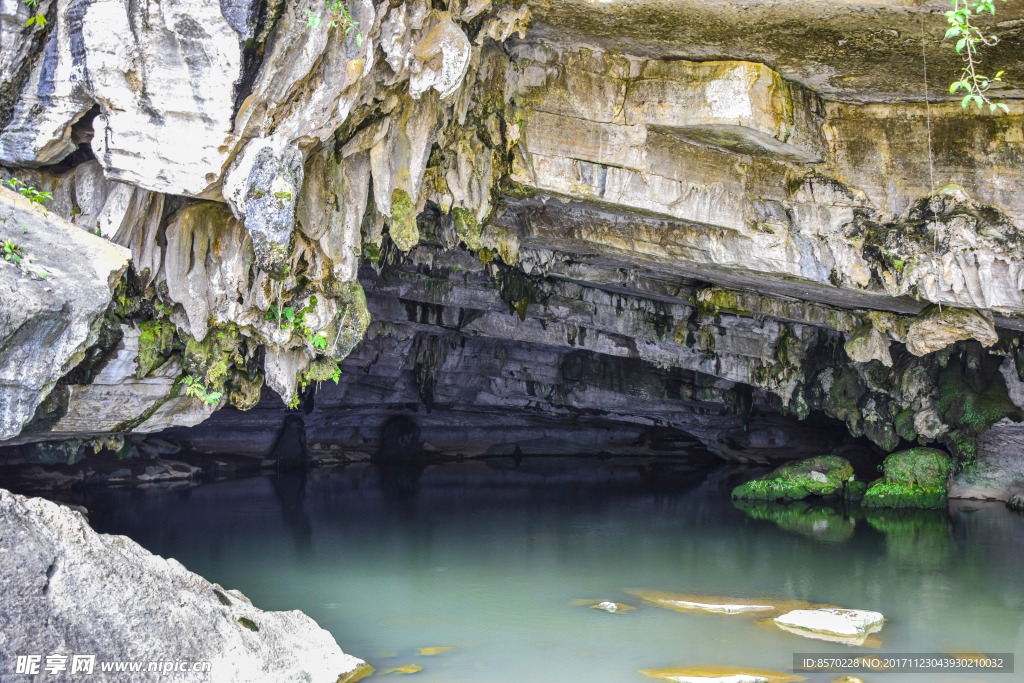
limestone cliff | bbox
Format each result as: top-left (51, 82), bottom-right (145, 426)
top-left (2, 0), bottom-right (1024, 498)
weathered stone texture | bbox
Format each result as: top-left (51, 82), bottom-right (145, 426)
top-left (0, 488), bottom-right (367, 682)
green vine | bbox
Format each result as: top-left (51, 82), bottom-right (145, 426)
top-left (945, 0), bottom-right (1010, 112)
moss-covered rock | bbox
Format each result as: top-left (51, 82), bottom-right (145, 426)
top-left (452, 206), bottom-right (483, 250)
top-left (306, 356), bottom-right (341, 383)
top-left (731, 455), bottom-right (854, 501)
top-left (936, 353), bottom-right (1024, 462)
top-left (905, 305), bottom-right (997, 356)
top-left (844, 479), bottom-right (867, 503)
top-left (182, 324), bottom-right (244, 397)
top-left (328, 280), bottom-right (371, 360)
top-left (228, 370), bottom-right (263, 411)
top-left (389, 188), bottom-right (419, 251)
top-left (861, 448), bottom-right (953, 508)
top-left (136, 319), bottom-right (178, 378)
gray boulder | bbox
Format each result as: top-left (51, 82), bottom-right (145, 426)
top-left (0, 488), bottom-right (369, 682)
top-left (0, 187), bottom-right (130, 440)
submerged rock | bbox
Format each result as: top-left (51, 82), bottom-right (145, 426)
top-left (589, 601), bottom-right (634, 613)
top-left (630, 591), bottom-right (807, 617)
top-left (640, 667), bottom-right (805, 683)
top-left (731, 456), bottom-right (854, 502)
top-left (773, 608), bottom-right (885, 645)
top-left (382, 664), bottom-right (424, 674)
top-left (862, 448), bottom-right (954, 509)
top-left (0, 488), bottom-right (367, 681)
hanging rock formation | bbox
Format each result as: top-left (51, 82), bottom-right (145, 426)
top-left (1, 0), bottom-right (1024, 499)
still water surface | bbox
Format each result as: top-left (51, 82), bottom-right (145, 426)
top-left (85, 462), bottom-right (1024, 683)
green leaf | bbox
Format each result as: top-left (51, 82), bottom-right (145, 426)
top-left (956, 37), bottom-right (967, 52)
top-left (962, 94), bottom-right (973, 107)
top-left (997, 102), bottom-right (1010, 113)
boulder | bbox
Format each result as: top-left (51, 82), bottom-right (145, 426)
top-left (904, 305), bottom-right (998, 356)
top-left (950, 419), bottom-right (1024, 501)
top-left (0, 488), bottom-right (369, 682)
top-left (0, 187), bottom-right (130, 440)
top-left (773, 608), bottom-right (885, 645)
top-left (731, 456), bottom-right (854, 501)
top-left (862, 448), bottom-right (954, 509)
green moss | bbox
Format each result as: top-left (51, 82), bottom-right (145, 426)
top-left (826, 367), bottom-right (866, 434)
top-left (502, 181), bottom-right (536, 199)
top-left (362, 241), bottom-right (380, 263)
top-left (894, 409), bottom-right (917, 442)
top-left (136, 319), bottom-right (178, 378)
top-left (389, 188), bottom-right (419, 251)
top-left (306, 356), bottom-right (341, 382)
top-left (183, 324), bottom-right (243, 396)
top-left (845, 479), bottom-right (867, 503)
top-left (237, 617), bottom-right (259, 632)
top-left (861, 448), bottom-right (953, 509)
top-left (327, 280), bottom-right (371, 361)
top-left (731, 455), bottom-right (854, 502)
top-left (228, 371), bottom-right (263, 411)
top-left (937, 357), bottom-right (1022, 444)
top-left (453, 207), bottom-right (483, 250)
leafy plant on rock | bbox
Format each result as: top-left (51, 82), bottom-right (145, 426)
top-left (944, 0), bottom-right (1010, 112)
top-left (1, 177), bottom-right (52, 206)
top-left (306, 0), bottom-right (364, 46)
top-left (3, 239), bottom-right (24, 265)
top-left (265, 295), bottom-right (329, 349)
top-left (22, 0), bottom-right (45, 27)
top-left (183, 375), bottom-right (223, 406)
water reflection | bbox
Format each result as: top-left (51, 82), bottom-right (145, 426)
top-left (733, 500), bottom-right (856, 543)
top-left (271, 470), bottom-right (313, 554)
top-left (733, 499), bottom-right (954, 565)
top-left (82, 465), bottom-right (1024, 683)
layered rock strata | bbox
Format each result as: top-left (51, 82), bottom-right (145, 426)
top-left (1, 0), bottom-right (1024, 497)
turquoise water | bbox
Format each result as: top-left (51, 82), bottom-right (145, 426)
top-left (85, 462), bottom-right (1024, 682)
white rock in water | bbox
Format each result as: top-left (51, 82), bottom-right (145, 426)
top-left (659, 599), bottom-right (775, 614)
top-left (0, 488), bottom-right (368, 682)
top-left (774, 608), bottom-right (885, 641)
top-left (597, 601), bottom-right (619, 612)
top-left (664, 676), bottom-right (767, 683)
